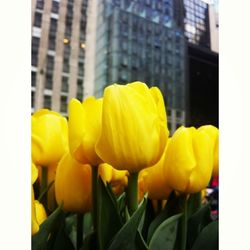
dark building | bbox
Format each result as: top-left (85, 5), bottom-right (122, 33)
top-left (183, 0), bottom-right (219, 127)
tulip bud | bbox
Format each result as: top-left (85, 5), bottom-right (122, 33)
top-left (96, 82), bottom-right (169, 173)
top-left (140, 141), bottom-right (172, 200)
top-left (163, 126), bottom-right (213, 193)
top-left (32, 187), bottom-right (47, 235)
top-left (32, 109), bottom-right (68, 166)
top-left (55, 152), bottom-right (92, 213)
top-left (198, 125), bottom-right (219, 177)
top-left (68, 97), bottom-right (103, 166)
top-left (98, 163), bottom-right (129, 195)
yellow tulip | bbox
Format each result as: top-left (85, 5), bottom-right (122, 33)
top-left (32, 162), bottom-right (38, 184)
top-left (163, 126), bottom-right (213, 193)
top-left (32, 109), bottom-right (68, 166)
top-left (98, 163), bottom-right (129, 195)
top-left (32, 186), bottom-right (47, 235)
top-left (68, 97), bottom-right (103, 166)
top-left (32, 187), bottom-right (39, 235)
top-left (140, 141), bottom-right (172, 200)
top-left (55, 152), bottom-right (92, 213)
top-left (34, 200), bottom-right (47, 226)
top-left (138, 170), bottom-right (148, 202)
top-left (96, 82), bottom-right (169, 173)
top-left (198, 125), bottom-right (219, 177)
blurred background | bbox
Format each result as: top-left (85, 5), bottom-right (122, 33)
top-left (31, 0), bottom-right (218, 134)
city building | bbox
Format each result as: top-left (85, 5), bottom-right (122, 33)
top-left (31, 0), bottom-right (88, 116)
top-left (31, 0), bottom-right (218, 131)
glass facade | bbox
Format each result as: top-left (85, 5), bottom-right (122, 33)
top-left (95, 0), bottom-right (187, 116)
top-left (184, 0), bottom-right (210, 48)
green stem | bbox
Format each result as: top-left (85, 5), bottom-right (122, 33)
top-left (180, 196), bottom-right (188, 250)
top-left (77, 213), bottom-right (84, 250)
top-left (126, 172), bottom-right (138, 215)
top-left (40, 167), bottom-right (48, 208)
top-left (91, 166), bottom-right (98, 234)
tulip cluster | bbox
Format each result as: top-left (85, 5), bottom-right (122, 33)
top-left (31, 81), bottom-right (219, 250)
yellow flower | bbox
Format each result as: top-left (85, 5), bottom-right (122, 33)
top-left (55, 152), bottom-right (92, 213)
top-left (32, 109), bottom-right (68, 166)
top-left (32, 187), bottom-right (39, 235)
top-left (32, 162), bottom-right (38, 184)
top-left (140, 141), bottom-right (172, 200)
top-left (34, 200), bottom-right (47, 226)
top-left (98, 163), bottom-right (129, 195)
top-left (32, 187), bottom-right (47, 235)
top-left (198, 125), bottom-right (219, 177)
top-left (96, 82), bottom-right (169, 173)
top-left (68, 97), bottom-right (103, 166)
top-left (163, 126), bottom-right (213, 193)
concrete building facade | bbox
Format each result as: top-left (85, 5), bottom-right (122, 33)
top-left (31, 0), bottom-right (88, 116)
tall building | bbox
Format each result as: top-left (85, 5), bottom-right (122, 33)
top-left (183, 0), bottom-right (219, 127)
top-left (31, 0), bottom-right (88, 116)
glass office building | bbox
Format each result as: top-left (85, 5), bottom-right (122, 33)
top-left (88, 0), bottom-right (187, 133)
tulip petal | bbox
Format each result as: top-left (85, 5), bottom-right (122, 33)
top-left (96, 82), bottom-right (167, 172)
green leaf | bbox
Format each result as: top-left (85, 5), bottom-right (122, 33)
top-left (80, 232), bottom-right (97, 250)
top-left (187, 204), bottom-right (212, 249)
top-left (117, 192), bottom-right (126, 224)
top-left (149, 213), bottom-right (182, 250)
top-left (191, 220), bottom-right (218, 250)
top-left (147, 191), bottom-right (183, 243)
top-left (108, 197), bottom-right (147, 250)
top-left (97, 177), bottom-right (123, 250)
top-left (187, 192), bottom-right (202, 218)
top-left (140, 199), bottom-right (155, 240)
top-left (48, 213), bottom-right (75, 250)
top-left (135, 230), bottom-right (149, 250)
top-left (32, 204), bottom-right (64, 250)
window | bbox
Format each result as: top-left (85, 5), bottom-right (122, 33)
top-left (46, 55), bottom-right (54, 72)
top-left (34, 12), bottom-right (42, 27)
top-left (76, 79), bottom-right (83, 101)
top-left (121, 56), bottom-right (128, 67)
top-left (122, 41), bottom-right (128, 51)
top-left (63, 44), bottom-right (71, 58)
top-left (63, 58), bottom-right (70, 73)
top-left (60, 96), bottom-right (68, 113)
top-left (31, 71), bottom-right (36, 87)
top-left (52, 0), bottom-right (60, 13)
top-left (45, 73), bottom-right (53, 89)
top-left (31, 91), bottom-right (35, 108)
top-left (44, 95), bottom-right (51, 109)
top-left (32, 37), bottom-right (40, 66)
top-left (36, 0), bottom-right (44, 10)
top-left (78, 61), bottom-right (84, 77)
top-left (50, 19), bottom-right (58, 33)
top-left (176, 110), bottom-right (182, 118)
top-left (61, 76), bottom-right (69, 92)
top-left (48, 34), bottom-right (56, 50)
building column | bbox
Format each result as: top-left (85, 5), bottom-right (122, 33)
top-left (34, 0), bottom-right (52, 110)
top-left (68, 0), bottom-right (82, 101)
top-left (52, 0), bottom-right (67, 112)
